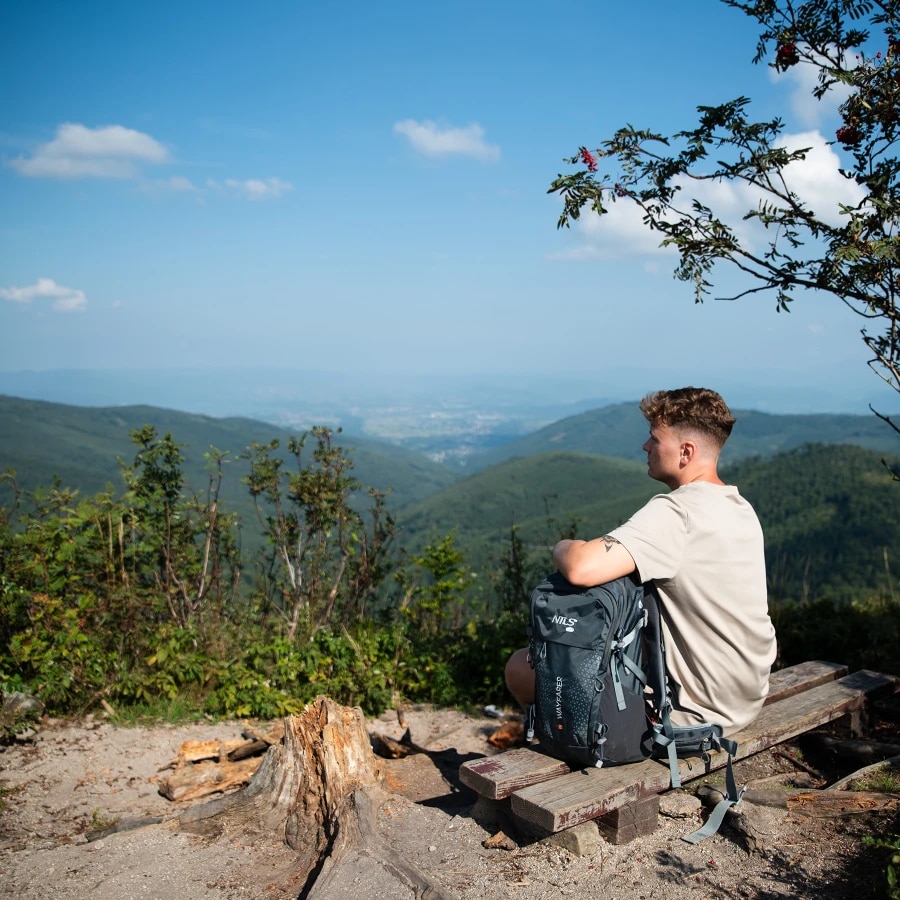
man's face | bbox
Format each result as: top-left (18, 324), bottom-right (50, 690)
top-left (642, 424), bottom-right (683, 486)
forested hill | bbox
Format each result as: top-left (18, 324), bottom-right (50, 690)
top-left (396, 451), bottom-right (656, 569)
top-left (0, 394), bottom-right (457, 510)
top-left (469, 402), bottom-right (900, 469)
top-left (394, 443), bottom-right (900, 609)
top-left (724, 443), bottom-right (900, 605)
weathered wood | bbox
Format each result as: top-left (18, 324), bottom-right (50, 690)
top-left (745, 771), bottom-right (816, 790)
top-left (788, 789), bottom-right (900, 816)
top-left (371, 732), bottom-right (413, 759)
top-left (702, 782), bottom-right (899, 814)
top-left (596, 795), bottom-right (659, 845)
top-left (159, 756), bottom-right (263, 802)
top-left (241, 721), bottom-right (284, 745)
top-left (170, 739), bottom-right (247, 764)
top-left (459, 660), bottom-right (849, 803)
top-left (766, 661), bottom-right (848, 703)
top-left (459, 747), bottom-right (570, 800)
top-left (511, 755), bottom-right (670, 833)
top-left (170, 697), bottom-right (453, 899)
top-left (510, 670), bottom-right (900, 833)
top-left (227, 739), bottom-right (269, 761)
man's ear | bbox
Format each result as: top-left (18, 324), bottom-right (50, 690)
top-left (680, 440), bottom-right (697, 464)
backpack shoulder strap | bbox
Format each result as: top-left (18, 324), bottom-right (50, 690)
top-left (641, 583), bottom-right (668, 715)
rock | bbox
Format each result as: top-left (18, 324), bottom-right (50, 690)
top-left (659, 790), bottom-right (702, 819)
top-left (546, 821), bottom-right (603, 856)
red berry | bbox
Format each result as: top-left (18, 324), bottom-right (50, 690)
top-left (776, 42), bottom-right (800, 68)
top-left (836, 124), bottom-right (863, 146)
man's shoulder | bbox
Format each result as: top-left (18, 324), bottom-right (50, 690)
top-left (671, 481), bottom-right (744, 503)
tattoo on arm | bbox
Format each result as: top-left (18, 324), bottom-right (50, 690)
top-left (601, 536), bottom-right (620, 553)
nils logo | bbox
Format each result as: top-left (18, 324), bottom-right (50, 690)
top-left (551, 614), bottom-right (577, 633)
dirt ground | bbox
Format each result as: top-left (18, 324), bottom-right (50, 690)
top-left (0, 702), bottom-right (897, 900)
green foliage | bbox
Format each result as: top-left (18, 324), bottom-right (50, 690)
top-left (726, 444), bottom-right (900, 604)
top-left (549, 0), bottom-right (900, 398)
top-left (772, 591), bottom-right (900, 674)
top-left (852, 763), bottom-right (900, 795)
top-left (242, 427), bottom-right (396, 636)
top-left (493, 525), bottom-right (545, 614)
top-left (397, 533), bottom-right (475, 634)
top-left (8, 591), bottom-right (115, 711)
top-left (2, 409), bottom-right (899, 734)
top-left (398, 452), bottom-right (656, 577)
top-left (863, 827), bottom-right (900, 899)
top-left (120, 427), bottom-right (240, 627)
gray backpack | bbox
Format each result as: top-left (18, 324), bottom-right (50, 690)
top-left (526, 571), bottom-right (742, 842)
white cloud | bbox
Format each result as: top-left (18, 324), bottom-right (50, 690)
top-left (773, 130), bottom-right (866, 222)
top-left (9, 123), bottom-right (169, 179)
top-left (209, 177), bottom-right (293, 199)
top-left (165, 175), bottom-right (198, 192)
top-left (770, 47), bottom-right (855, 128)
top-left (393, 119), bottom-right (501, 162)
top-left (551, 198), bottom-right (677, 261)
top-left (557, 130), bottom-right (865, 261)
top-left (0, 277), bottom-right (87, 312)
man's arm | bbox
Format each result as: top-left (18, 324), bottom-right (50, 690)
top-left (553, 535), bottom-right (637, 587)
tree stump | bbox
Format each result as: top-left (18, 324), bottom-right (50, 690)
top-left (172, 696), bottom-right (451, 898)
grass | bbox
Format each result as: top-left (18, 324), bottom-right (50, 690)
top-left (88, 808), bottom-right (120, 833)
top-left (103, 696), bottom-right (212, 728)
top-left (0, 782), bottom-right (16, 812)
top-left (852, 763), bottom-right (900, 794)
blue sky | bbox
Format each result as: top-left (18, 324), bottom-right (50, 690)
top-left (1, 0), bottom-right (896, 414)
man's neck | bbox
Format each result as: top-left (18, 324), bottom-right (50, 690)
top-left (666, 468), bottom-right (724, 490)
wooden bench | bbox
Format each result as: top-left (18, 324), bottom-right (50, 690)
top-left (460, 661), bottom-right (900, 845)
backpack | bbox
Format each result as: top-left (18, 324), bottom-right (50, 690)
top-left (525, 571), bottom-right (743, 843)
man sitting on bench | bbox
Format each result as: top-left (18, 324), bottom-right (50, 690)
top-left (505, 386), bottom-right (777, 736)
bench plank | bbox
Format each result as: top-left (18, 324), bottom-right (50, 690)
top-left (766, 660), bottom-right (848, 703)
top-left (510, 669), bottom-right (899, 833)
top-left (459, 748), bottom-right (570, 800)
top-left (460, 660), bottom-right (848, 801)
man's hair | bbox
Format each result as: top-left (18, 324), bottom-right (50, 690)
top-left (640, 387), bottom-right (736, 449)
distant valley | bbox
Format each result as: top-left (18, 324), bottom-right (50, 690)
top-left (3, 367), bottom-right (898, 467)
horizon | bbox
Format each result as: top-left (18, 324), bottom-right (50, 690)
top-left (0, 366), bottom-right (896, 424)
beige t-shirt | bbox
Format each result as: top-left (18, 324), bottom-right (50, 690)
top-left (609, 482), bottom-right (776, 735)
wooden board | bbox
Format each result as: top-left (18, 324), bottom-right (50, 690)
top-left (766, 660), bottom-right (848, 703)
top-left (510, 669), bottom-right (900, 833)
top-left (459, 747), bottom-right (570, 800)
top-left (460, 660), bottom-right (848, 802)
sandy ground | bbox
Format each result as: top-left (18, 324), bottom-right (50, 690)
top-left (0, 704), bottom-right (896, 899)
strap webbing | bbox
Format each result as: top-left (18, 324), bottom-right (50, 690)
top-left (610, 621), bottom-right (645, 711)
top-left (682, 736), bottom-right (744, 844)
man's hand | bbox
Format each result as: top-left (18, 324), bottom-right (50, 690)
top-left (553, 535), bottom-right (637, 587)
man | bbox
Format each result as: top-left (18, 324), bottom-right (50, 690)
top-left (505, 387), bottom-right (776, 735)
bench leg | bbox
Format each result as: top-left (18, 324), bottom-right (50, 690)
top-left (596, 795), bottom-right (660, 845)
